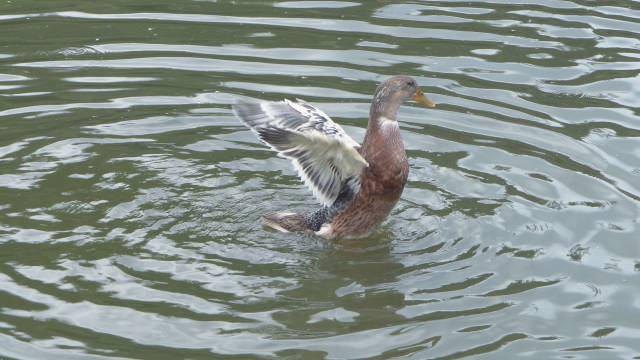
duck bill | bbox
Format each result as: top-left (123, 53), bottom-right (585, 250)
top-left (412, 89), bottom-right (436, 108)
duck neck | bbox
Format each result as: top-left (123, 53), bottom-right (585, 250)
top-left (361, 93), bottom-right (405, 163)
top-left (369, 90), bottom-right (402, 125)
top-left (363, 92), bottom-right (401, 143)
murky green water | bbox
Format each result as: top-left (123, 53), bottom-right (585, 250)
top-left (1, 0), bottom-right (640, 358)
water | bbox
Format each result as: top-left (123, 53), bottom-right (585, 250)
top-left (1, 0), bottom-right (640, 358)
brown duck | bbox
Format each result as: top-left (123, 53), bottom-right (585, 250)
top-left (233, 76), bottom-right (435, 239)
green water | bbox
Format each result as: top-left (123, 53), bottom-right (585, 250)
top-left (1, 0), bottom-right (640, 359)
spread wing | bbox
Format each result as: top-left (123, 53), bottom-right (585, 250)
top-left (233, 99), bottom-right (367, 205)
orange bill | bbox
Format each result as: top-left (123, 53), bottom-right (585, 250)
top-left (412, 88), bottom-right (436, 108)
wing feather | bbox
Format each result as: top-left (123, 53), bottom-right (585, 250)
top-left (234, 99), bottom-right (367, 205)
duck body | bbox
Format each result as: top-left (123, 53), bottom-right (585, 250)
top-left (320, 112), bottom-right (410, 238)
top-left (233, 76), bottom-right (434, 239)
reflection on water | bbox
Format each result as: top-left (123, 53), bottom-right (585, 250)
top-left (1, 0), bottom-right (640, 358)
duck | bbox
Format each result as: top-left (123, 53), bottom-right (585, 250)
top-left (233, 76), bottom-right (435, 239)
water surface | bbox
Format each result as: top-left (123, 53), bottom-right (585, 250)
top-left (1, 0), bottom-right (640, 358)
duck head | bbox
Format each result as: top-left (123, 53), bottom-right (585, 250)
top-left (370, 76), bottom-right (435, 121)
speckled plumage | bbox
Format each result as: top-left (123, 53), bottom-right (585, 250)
top-left (234, 76), bottom-right (434, 239)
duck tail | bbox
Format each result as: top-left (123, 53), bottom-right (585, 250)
top-left (262, 211), bottom-right (310, 233)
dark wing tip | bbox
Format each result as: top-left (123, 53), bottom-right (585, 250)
top-left (256, 126), bottom-right (294, 151)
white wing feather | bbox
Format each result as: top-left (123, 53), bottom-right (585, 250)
top-left (233, 99), bottom-right (367, 205)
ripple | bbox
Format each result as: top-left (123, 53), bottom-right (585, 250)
top-left (1, 0), bottom-right (640, 358)
top-left (64, 76), bottom-right (158, 83)
top-left (274, 1), bottom-right (361, 9)
top-left (49, 11), bottom-right (563, 48)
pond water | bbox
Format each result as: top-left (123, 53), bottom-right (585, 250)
top-left (1, 0), bottom-right (640, 359)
